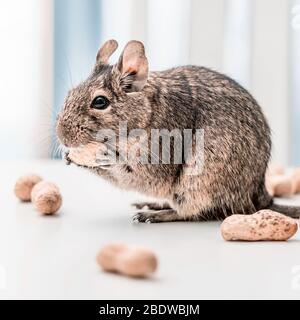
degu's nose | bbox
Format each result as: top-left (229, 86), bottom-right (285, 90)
top-left (56, 115), bottom-right (74, 148)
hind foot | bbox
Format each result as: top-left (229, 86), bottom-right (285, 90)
top-left (132, 202), bottom-right (171, 211)
top-left (132, 209), bottom-right (184, 223)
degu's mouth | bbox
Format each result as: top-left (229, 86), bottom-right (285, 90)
top-left (65, 142), bottom-right (113, 169)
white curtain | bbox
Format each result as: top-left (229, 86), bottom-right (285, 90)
top-left (0, 0), bottom-right (53, 159)
top-left (147, 0), bottom-right (191, 70)
top-left (222, 0), bottom-right (253, 89)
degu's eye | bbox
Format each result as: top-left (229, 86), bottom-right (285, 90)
top-left (91, 96), bottom-right (110, 110)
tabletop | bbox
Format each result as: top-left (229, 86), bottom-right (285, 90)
top-left (0, 159), bottom-right (299, 299)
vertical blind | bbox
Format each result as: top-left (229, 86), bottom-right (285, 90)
top-left (290, 0), bottom-right (300, 164)
top-left (53, 0), bottom-right (300, 165)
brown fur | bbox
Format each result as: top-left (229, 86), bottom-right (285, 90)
top-left (57, 39), bottom-right (300, 223)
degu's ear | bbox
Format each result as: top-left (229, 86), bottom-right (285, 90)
top-left (96, 39), bottom-right (118, 65)
top-left (117, 40), bottom-right (148, 92)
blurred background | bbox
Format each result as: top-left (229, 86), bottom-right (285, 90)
top-left (0, 0), bottom-right (299, 165)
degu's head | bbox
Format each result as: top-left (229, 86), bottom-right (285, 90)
top-left (56, 40), bottom-right (149, 148)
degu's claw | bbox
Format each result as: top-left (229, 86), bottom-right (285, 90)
top-left (131, 216), bottom-right (139, 224)
top-left (64, 151), bottom-right (71, 165)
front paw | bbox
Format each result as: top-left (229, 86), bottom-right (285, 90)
top-left (64, 151), bottom-right (72, 165)
top-left (95, 149), bottom-right (116, 169)
top-left (64, 151), bottom-right (89, 168)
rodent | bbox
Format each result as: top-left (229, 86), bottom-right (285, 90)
top-left (56, 39), bottom-right (300, 222)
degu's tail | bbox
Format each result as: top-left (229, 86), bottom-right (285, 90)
top-left (268, 203), bottom-right (300, 219)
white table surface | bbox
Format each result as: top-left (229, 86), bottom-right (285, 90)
top-left (0, 159), bottom-right (300, 300)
